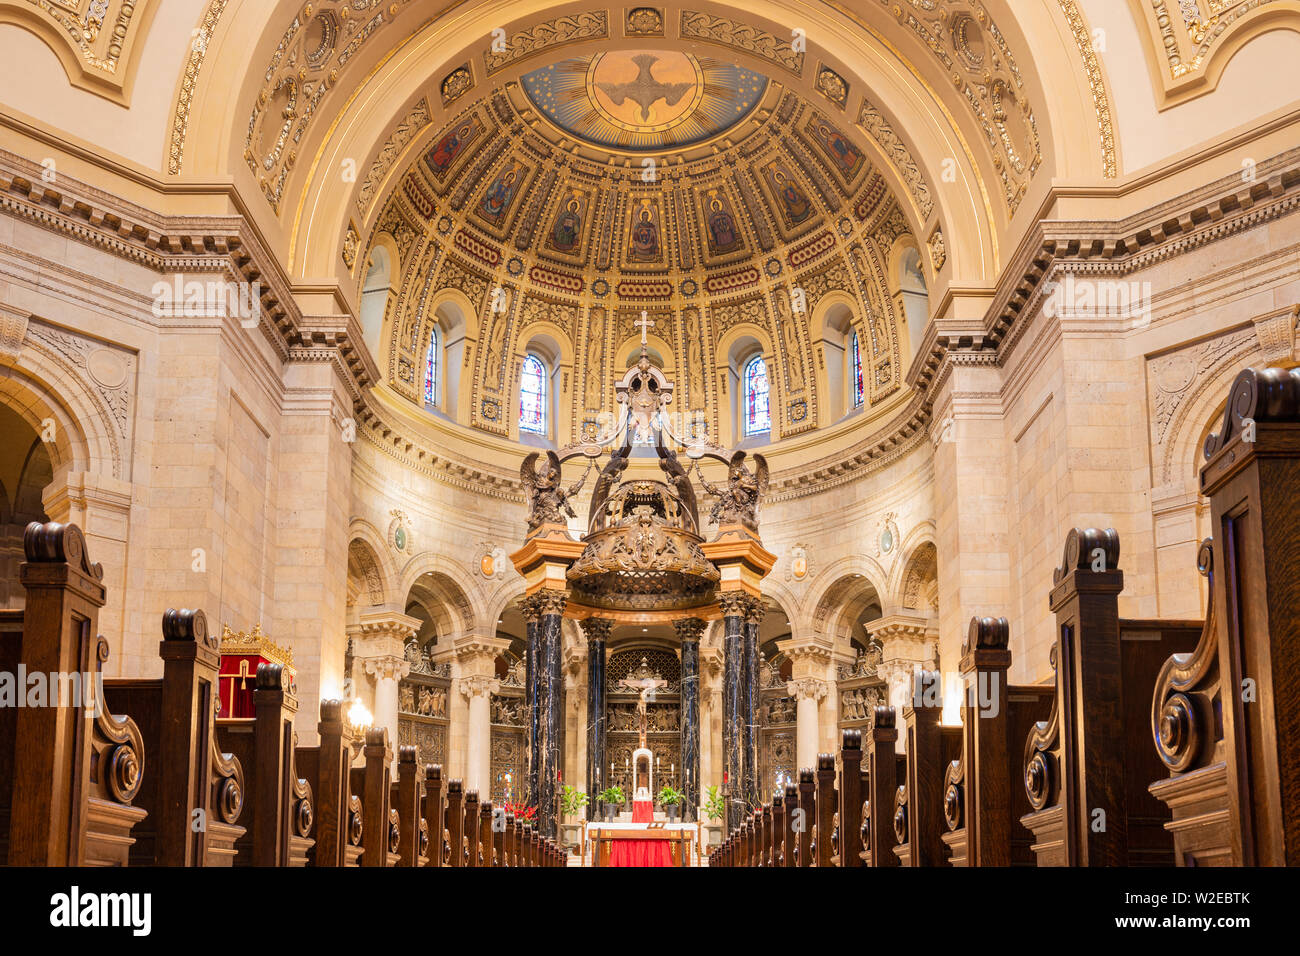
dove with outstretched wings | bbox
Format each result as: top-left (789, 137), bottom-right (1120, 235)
top-left (596, 54), bottom-right (694, 122)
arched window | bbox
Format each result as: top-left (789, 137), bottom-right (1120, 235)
top-left (519, 353), bottom-right (548, 435)
top-left (850, 330), bottom-right (864, 408)
top-left (424, 327), bottom-right (439, 406)
top-left (743, 355), bottom-right (771, 436)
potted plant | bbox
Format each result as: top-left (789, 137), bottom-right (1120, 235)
top-left (703, 784), bottom-right (726, 847)
top-left (597, 785), bottom-right (625, 822)
top-left (658, 784), bottom-right (683, 822)
top-left (558, 785), bottom-right (589, 848)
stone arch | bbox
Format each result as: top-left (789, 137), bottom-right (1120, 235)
top-left (397, 552), bottom-right (485, 643)
top-left (346, 535), bottom-right (390, 609)
top-left (806, 559), bottom-right (888, 660)
top-left (898, 541), bottom-right (939, 614)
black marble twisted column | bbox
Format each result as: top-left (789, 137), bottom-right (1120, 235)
top-left (743, 598), bottom-right (765, 808)
top-left (719, 591), bottom-right (748, 832)
top-left (534, 590), bottom-right (567, 839)
top-left (675, 617), bottom-right (705, 823)
top-left (521, 597), bottom-right (542, 808)
top-left (582, 618), bottom-right (612, 812)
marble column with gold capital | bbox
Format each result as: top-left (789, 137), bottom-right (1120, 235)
top-left (718, 590), bottom-right (755, 831)
top-left (674, 616), bottom-right (706, 821)
top-left (582, 617), bottom-right (613, 809)
top-left (742, 598), bottom-right (765, 807)
top-left (527, 589), bottom-right (568, 838)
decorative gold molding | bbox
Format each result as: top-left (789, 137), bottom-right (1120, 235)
top-left (1131, 0), bottom-right (1296, 107)
top-left (168, 0), bottom-right (229, 176)
top-left (0, 0), bottom-right (156, 105)
top-left (219, 622), bottom-right (295, 667)
top-left (1056, 0), bottom-right (1118, 178)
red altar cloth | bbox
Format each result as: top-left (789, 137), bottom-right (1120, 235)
top-left (607, 801), bottom-right (674, 867)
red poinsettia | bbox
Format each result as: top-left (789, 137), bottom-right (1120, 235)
top-left (502, 801), bottom-right (537, 823)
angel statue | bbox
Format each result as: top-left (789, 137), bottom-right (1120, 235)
top-left (697, 450), bottom-right (769, 533)
top-left (520, 450), bottom-right (590, 534)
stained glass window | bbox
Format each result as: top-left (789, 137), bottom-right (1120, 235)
top-left (519, 353), bottom-right (547, 435)
top-left (424, 328), bottom-right (439, 405)
top-left (851, 330), bottom-right (864, 408)
top-left (743, 355), bottom-right (770, 436)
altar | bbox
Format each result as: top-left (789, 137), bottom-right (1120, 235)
top-left (586, 820), bottom-right (699, 867)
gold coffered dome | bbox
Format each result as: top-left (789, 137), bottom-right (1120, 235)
top-left (356, 46), bottom-right (930, 451)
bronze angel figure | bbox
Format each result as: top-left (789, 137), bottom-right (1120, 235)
top-left (520, 450), bottom-right (590, 534)
top-left (697, 450), bottom-right (769, 533)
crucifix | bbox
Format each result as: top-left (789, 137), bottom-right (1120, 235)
top-left (635, 311), bottom-right (655, 346)
top-left (619, 666), bottom-right (667, 750)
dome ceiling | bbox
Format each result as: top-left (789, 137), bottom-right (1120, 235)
top-left (521, 51), bottom-right (769, 151)
top-left (356, 47), bottom-right (926, 448)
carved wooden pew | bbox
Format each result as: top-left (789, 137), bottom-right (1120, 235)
top-left (797, 769), bottom-right (815, 866)
top-left (1021, 527), bottom-right (1199, 866)
top-left (479, 798), bottom-right (495, 866)
top-left (893, 672), bottom-right (961, 866)
top-left (294, 699), bottom-right (362, 866)
top-left (444, 780), bottom-right (464, 866)
top-left (941, 616), bottom-right (1053, 866)
top-left (862, 713), bottom-right (902, 867)
top-left (814, 751), bottom-right (835, 866)
top-left (0, 521), bottom-right (147, 866)
top-left (391, 746), bottom-right (425, 866)
top-left (423, 764), bottom-right (444, 867)
top-left (1149, 367), bottom-right (1300, 866)
top-left (463, 789), bottom-right (480, 866)
top-left (102, 608), bottom-right (247, 865)
top-left (215, 663), bottom-right (314, 866)
top-left (347, 728), bottom-right (396, 866)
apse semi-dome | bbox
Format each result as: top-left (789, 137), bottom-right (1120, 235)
top-left (354, 47), bottom-right (930, 451)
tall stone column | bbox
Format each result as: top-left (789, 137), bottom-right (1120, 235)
top-left (459, 674), bottom-right (499, 795)
top-left (347, 608), bottom-right (419, 757)
top-left (787, 678), bottom-right (829, 771)
top-left (675, 617), bottom-right (706, 822)
top-left (534, 590), bottom-right (568, 838)
top-left (582, 617), bottom-right (612, 809)
top-left (718, 591), bottom-right (748, 831)
top-left (742, 597), bottom-right (765, 807)
top-left (454, 635), bottom-right (510, 797)
top-left (522, 598), bottom-right (542, 806)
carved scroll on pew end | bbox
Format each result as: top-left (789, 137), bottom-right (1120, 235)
top-left (1150, 365), bottom-right (1300, 867)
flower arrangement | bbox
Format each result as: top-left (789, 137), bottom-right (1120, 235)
top-left (596, 785), bottom-right (625, 806)
top-left (502, 801), bottom-right (537, 825)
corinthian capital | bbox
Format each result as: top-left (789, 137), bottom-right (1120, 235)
top-left (673, 617), bottom-right (707, 642)
top-left (459, 675), bottom-right (499, 700)
top-left (363, 656), bottom-right (410, 682)
top-left (786, 677), bottom-right (829, 702)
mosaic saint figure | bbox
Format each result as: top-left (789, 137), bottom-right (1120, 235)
top-left (815, 121), bottom-right (863, 178)
top-left (427, 123), bottom-right (472, 175)
top-left (629, 204), bottom-right (661, 261)
top-left (706, 195), bottom-right (739, 253)
top-left (479, 165), bottom-right (521, 225)
top-left (770, 167), bottom-right (812, 224)
top-left (551, 196), bottom-right (582, 253)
